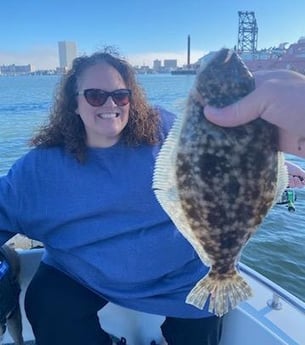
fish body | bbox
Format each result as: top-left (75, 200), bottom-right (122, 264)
top-left (153, 48), bottom-right (288, 316)
top-left (0, 245), bottom-right (24, 345)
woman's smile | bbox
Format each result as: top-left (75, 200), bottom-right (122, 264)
top-left (96, 112), bottom-right (120, 119)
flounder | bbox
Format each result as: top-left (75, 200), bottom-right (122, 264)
top-left (153, 48), bottom-right (288, 316)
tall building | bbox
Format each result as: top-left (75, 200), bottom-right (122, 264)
top-left (58, 41), bottom-right (77, 70)
top-left (153, 59), bottom-right (162, 72)
top-left (163, 59), bottom-right (177, 69)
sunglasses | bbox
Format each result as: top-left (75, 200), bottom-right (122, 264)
top-left (77, 88), bottom-right (131, 107)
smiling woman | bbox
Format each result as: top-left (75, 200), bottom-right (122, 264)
top-left (75, 62), bottom-right (131, 148)
top-left (0, 48), bottom-right (223, 345)
top-left (31, 49), bottom-right (161, 162)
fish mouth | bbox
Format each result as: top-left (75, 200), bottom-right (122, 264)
top-left (97, 112), bottom-right (120, 119)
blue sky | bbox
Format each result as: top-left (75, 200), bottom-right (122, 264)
top-left (1, 0), bottom-right (305, 70)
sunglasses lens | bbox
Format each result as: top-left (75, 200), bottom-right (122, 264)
top-left (81, 89), bottom-right (131, 107)
top-left (112, 90), bottom-right (131, 106)
top-left (84, 89), bottom-right (107, 106)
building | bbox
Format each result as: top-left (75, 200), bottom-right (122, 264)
top-left (170, 35), bottom-right (199, 75)
top-left (153, 59), bottom-right (162, 72)
top-left (163, 59), bottom-right (177, 70)
top-left (58, 41), bottom-right (77, 71)
top-left (0, 64), bottom-right (32, 75)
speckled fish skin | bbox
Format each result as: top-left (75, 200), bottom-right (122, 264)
top-left (153, 48), bottom-right (288, 316)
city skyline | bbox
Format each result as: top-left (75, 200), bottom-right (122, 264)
top-left (0, 42), bottom-right (187, 74)
top-left (0, 39), bottom-right (193, 73)
top-left (0, 45), bottom-right (190, 72)
top-left (0, 39), bottom-right (202, 72)
top-left (1, 1), bottom-right (305, 69)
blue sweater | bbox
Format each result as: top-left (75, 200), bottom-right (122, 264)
top-left (0, 109), bottom-right (212, 318)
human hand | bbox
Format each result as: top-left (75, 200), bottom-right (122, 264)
top-left (204, 70), bottom-right (305, 158)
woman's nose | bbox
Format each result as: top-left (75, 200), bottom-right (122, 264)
top-left (103, 95), bottom-right (116, 106)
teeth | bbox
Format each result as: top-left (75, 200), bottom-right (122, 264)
top-left (97, 113), bottom-right (119, 119)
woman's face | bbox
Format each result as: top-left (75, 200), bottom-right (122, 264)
top-left (76, 62), bottom-right (130, 148)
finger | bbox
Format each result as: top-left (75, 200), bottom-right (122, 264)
top-left (254, 70), bottom-right (303, 85)
top-left (204, 92), bottom-right (262, 127)
top-left (279, 131), bottom-right (305, 157)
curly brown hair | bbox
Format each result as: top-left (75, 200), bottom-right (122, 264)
top-left (31, 48), bottom-right (160, 162)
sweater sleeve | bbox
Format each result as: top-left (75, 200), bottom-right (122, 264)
top-left (0, 164), bottom-right (23, 245)
top-left (156, 106), bottom-right (177, 138)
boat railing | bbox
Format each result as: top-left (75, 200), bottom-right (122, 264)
top-left (238, 262), bottom-right (305, 314)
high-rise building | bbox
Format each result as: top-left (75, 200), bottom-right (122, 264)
top-left (163, 59), bottom-right (177, 69)
top-left (153, 59), bottom-right (162, 72)
top-left (58, 41), bottom-right (77, 70)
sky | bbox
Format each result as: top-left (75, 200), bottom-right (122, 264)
top-left (1, 0), bottom-right (305, 70)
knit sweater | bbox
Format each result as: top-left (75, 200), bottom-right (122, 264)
top-left (0, 109), bottom-right (212, 318)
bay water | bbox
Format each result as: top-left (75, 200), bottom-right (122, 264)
top-left (0, 74), bottom-right (304, 302)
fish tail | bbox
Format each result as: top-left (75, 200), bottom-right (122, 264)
top-left (186, 271), bottom-right (252, 316)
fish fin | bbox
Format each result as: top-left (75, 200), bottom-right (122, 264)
top-left (273, 152), bottom-right (289, 204)
top-left (153, 114), bottom-right (210, 265)
top-left (186, 270), bottom-right (252, 317)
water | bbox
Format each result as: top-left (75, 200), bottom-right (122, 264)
top-left (0, 74), bottom-right (304, 302)
top-left (0, 75), bottom-right (58, 169)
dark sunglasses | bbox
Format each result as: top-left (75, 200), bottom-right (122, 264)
top-left (77, 88), bottom-right (131, 107)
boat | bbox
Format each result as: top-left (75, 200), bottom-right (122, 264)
top-left (170, 68), bottom-right (197, 75)
top-left (2, 248), bottom-right (305, 345)
top-left (240, 37), bottom-right (305, 74)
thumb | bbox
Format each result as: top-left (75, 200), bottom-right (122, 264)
top-left (204, 92), bottom-right (261, 127)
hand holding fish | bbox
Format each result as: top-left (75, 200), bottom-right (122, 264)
top-left (204, 69), bottom-right (305, 158)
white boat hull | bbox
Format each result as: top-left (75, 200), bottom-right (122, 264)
top-left (3, 249), bottom-right (305, 345)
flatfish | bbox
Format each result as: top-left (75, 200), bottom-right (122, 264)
top-left (153, 48), bottom-right (288, 316)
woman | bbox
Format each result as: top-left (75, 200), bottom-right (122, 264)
top-left (0, 49), bottom-right (222, 345)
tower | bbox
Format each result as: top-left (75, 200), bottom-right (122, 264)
top-left (237, 11), bottom-right (258, 53)
top-left (58, 41), bottom-right (77, 70)
top-left (187, 34), bottom-right (191, 67)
